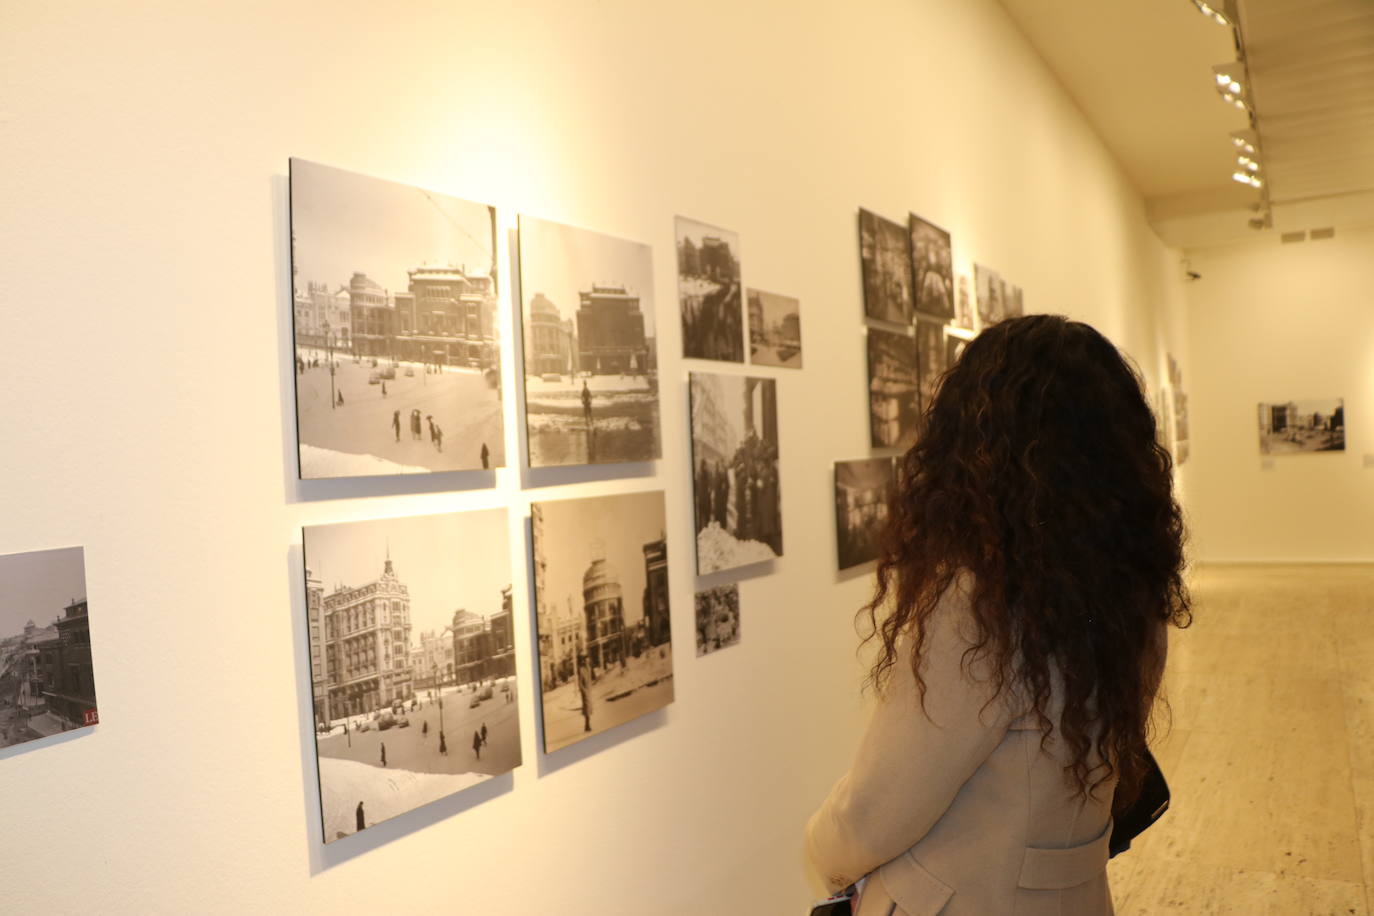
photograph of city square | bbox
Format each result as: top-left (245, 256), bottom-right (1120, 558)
top-left (859, 208), bottom-right (914, 325)
top-left (689, 373), bottom-right (783, 575)
top-left (747, 288), bottom-right (803, 369)
top-left (694, 584), bottom-right (740, 657)
top-left (517, 216), bottom-right (662, 467)
top-left (531, 491), bottom-right (673, 754)
top-left (676, 216), bottom-right (744, 362)
top-left (834, 458), bottom-right (897, 570)
top-left (0, 546), bottom-right (98, 751)
top-left (909, 213), bottom-right (954, 321)
top-left (1257, 397), bottom-right (1345, 454)
top-left (302, 509), bottom-right (520, 842)
top-left (867, 327), bottom-right (920, 450)
top-left (290, 158), bottom-right (504, 478)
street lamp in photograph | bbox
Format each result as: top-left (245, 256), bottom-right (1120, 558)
top-left (324, 320), bottom-right (336, 410)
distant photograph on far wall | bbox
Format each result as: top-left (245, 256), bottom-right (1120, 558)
top-left (974, 263), bottom-right (1004, 327)
top-left (0, 546), bottom-right (97, 751)
top-left (747, 289), bottom-right (803, 369)
top-left (867, 327), bottom-right (919, 450)
top-left (1005, 283), bottom-right (1024, 318)
top-left (953, 273), bottom-right (974, 331)
top-left (695, 584), bottom-right (740, 657)
top-left (834, 458), bottom-right (897, 570)
top-left (859, 209), bottom-right (914, 325)
top-left (915, 319), bottom-right (945, 413)
top-left (677, 216), bottom-right (744, 362)
top-left (909, 214), bottom-right (954, 321)
top-left (1257, 397), bottom-right (1345, 454)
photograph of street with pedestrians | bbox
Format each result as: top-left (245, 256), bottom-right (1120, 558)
top-left (859, 208), bottom-right (914, 325)
top-left (974, 262), bottom-right (1004, 328)
top-left (694, 584), bottom-right (740, 657)
top-left (302, 509), bottom-right (520, 843)
top-left (909, 213), bottom-right (954, 321)
top-left (290, 159), bottom-right (504, 479)
top-left (915, 318), bottom-right (946, 414)
top-left (676, 216), bottom-right (744, 362)
top-left (867, 327), bottom-right (919, 450)
top-left (531, 491), bottom-right (673, 754)
top-left (1257, 397), bottom-right (1345, 454)
top-left (834, 458), bottom-right (896, 570)
top-left (0, 546), bottom-right (98, 751)
top-left (747, 288), bottom-right (803, 369)
top-left (689, 372), bottom-right (783, 575)
top-left (516, 216), bottom-right (662, 467)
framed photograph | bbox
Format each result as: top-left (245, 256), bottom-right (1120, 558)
top-left (953, 273), bottom-right (974, 331)
top-left (915, 319), bottom-right (945, 414)
top-left (302, 509), bottom-right (520, 842)
top-left (859, 208), bottom-right (914, 325)
top-left (676, 216), bottom-right (744, 362)
top-left (516, 216), bottom-right (662, 467)
top-left (867, 327), bottom-right (919, 450)
top-left (834, 458), bottom-right (897, 570)
top-left (694, 584), bottom-right (740, 656)
top-left (747, 288), bottom-right (803, 369)
top-left (974, 263), bottom-right (1004, 328)
top-left (909, 214), bottom-right (954, 321)
top-left (1257, 397), bottom-right (1344, 454)
top-left (1005, 283), bottom-right (1024, 318)
top-left (289, 159), bottom-right (504, 478)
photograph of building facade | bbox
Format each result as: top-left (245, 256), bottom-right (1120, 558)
top-left (1257, 397), bottom-right (1345, 454)
top-left (531, 492), bottom-right (674, 754)
top-left (518, 216), bottom-right (662, 467)
top-left (909, 213), bottom-right (954, 321)
top-left (677, 216), bottom-right (744, 362)
top-left (747, 288), bottom-right (803, 369)
top-left (290, 158), bottom-right (504, 478)
top-left (834, 458), bottom-right (897, 570)
top-left (867, 327), bottom-right (920, 449)
top-left (302, 509), bottom-right (520, 842)
top-left (859, 208), bottom-right (914, 325)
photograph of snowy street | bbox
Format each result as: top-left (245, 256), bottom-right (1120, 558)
top-left (867, 327), bottom-right (919, 450)
top-left (531, 491), bottom-right (673, 754)
top-left (747, 288), bottom-right (803, 369)
top-left (859, 208), bottom-right (914, 325)
top-left (1258, 397), bottom-right (1345, 454)
top-left (0, 546), bottom-right (98, 751)
top-left (290, 158), bottom-right (504, 478)
top-left (676, 216), bottom-right (744, 362)
top-left (517, 216), bottom-right (662, 467)
top-left (834, 458), bottom-right (896, 570)
top-left (694, 584), bottom-right (739, 657)
top-left (302, 509), bottom-right (520, 843)
top-left (909, 213), bottom-right (954, 321)
top-left (689, 372), bottom-right (783, 575)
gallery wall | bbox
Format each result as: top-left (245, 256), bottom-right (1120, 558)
top-left (1, 0), bottom-right (1187, 912)
top-left (1182, 225), bottom-right (1374, 562)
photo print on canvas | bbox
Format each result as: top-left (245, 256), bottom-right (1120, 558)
top-left (290, 159), bottom-right (504, 479)
top-left (694, 584), bottom-right (740, 657)
top-left (302, 509), bottom-right (520, 842)
top-left (909, 214), bottom-right (954, 321)
top-left (915, 318), bottom-right (946, 414)
top-left (859, 208), bottom-right (914, 325)
top-left (689, 373), bottom-right (784, 575)
top-left (531, 491), bottom-right (673, 754)
top-left (834, 458), bottom-right (897, 571)
top-left (954, 273), bottom-right (975, 331)
top-left (867, 327), bottom-right (920, 450)
top-left (1257, 397), bottom-right (1345, 454)
top-left (747, 288), bottom-right (803, 369)
top-left (517, 216), bottom-right (662, 467)
top-left (676, 216), bottom-right (744, 362)
top-left (974, 262), bottom-right (1004, 328)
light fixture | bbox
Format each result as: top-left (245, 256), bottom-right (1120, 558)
top-left (1231, 130), bottom-right (1258, 156)
top-left (1192, 0), bottom-right (1237, 26)
top-left (1237, 155), bottom-right (1259, 172)
top-left (1212, 63), bottom-right (1248, 109)
top-left (1232, 171), bottom-right (1263, 189)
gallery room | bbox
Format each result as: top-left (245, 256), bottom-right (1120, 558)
top-left (2, 0), bottom-right (1371, 913)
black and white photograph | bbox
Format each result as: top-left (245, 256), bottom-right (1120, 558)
top-left (689, 373), bottom-right (784, 575)
top-left (677, 216), bottom-right (744, 362)
top-left (974, 262), bottom-right (1005, 328)
top-left (1257, 397), bottom-right (1345, 454)
top-left (0, 547), bottom-right (98, 750)
top-left (867, 327), bottom-right (920, 450)
top-left (290, 159), bottom-right (504, 479)
top-left (302, 509), bottom-right (520, 843)
top-left (946, 334), bottom-right (969, 370)
top-left (694, 584), bottom-right (740, 657)
top-left (1005, 283), bottom-right (1025, 318)
top-left (531, 491), bottom-right (673, 754)
top-left (747, 288), bottom-right (803, 369)
top-left (915, 319), bottom-right (946, 414)
top-left (834, 458), bottom-right (897, 570)
top-left (1155, 387), bottom-right (1174, 452)
top-left (859, 208), bottom-right (914, 325)
top-left (954, 273), bottom-right (975, 331)
top-left (517, 216), bottom-right (662, 467)
top-left (909, 213), bottom-right (954, 321)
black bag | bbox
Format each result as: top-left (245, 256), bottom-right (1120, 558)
top-left (1108, 749), bottom-right (1169, 858)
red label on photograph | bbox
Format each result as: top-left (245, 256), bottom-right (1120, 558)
top-left (83, 708), bottom-right (99, 725)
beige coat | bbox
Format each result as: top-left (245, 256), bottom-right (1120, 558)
top-left (806, 580), bottom-right (1116, 916)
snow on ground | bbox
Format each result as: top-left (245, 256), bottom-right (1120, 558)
top-left (319, 757), bottom-right (489, 841)
top-left (679, 276), bottom-right (721, 297)
top-left (526, 414), bottom-right (642, 433)
top-left (523, 375), bottom-right (651, 393)
top-left (695, 522), bottom-right (777, 574)
top-left (299, 444), bottom-right (430, 477)
top-left (526, 392), bottom-right (657, 410)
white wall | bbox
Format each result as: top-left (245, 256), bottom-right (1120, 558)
top-left (0, 1), bottom-right (1186, 912)
top-left (1182, 226), bottom-right (1374, 562)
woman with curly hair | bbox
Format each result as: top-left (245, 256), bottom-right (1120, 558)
top-left (806, 315), bottom-right (1190, 915)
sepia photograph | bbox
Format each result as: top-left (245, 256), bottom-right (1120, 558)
top-left (517, 216), bottom-right (662, 467)
top-left (834, 458), bottom-right (897, 570)
top-left (694, 584), bottom-right (740, 657)
top-left (302, 509), bottom-right (520, 843)
top-left (1005, 283), bottom-right (1025, 318)
top-left (909, 213), bottom-right (954, 321)
top-left (1257, 397), bottom-right (1344, 454)
top-left (290, 159), bottom-right (504, 478)
top-left (946, 334), bottom-right (969, 370)
top-left (954, 273), bottom-right (975, 331)
top-left (859, 208), bottom-right (914, 325)
top-left (747, 288), bottom-right (803, 369)
top-left (867, 327), bottom-right (920, 450)
top-left (974, 262), bottom-right (1004, 328)
top-left (915, 319), bottom-right (946, 414)
top-left (677, 216), bottom-right (744, 362)
top-left (0, 546), bottom-right (97, 751)
top-left (689, 373), bottom-right (784, 575)
top-left (531, 491), bottom-right (673, 754)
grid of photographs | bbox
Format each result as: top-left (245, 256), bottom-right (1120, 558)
top-left (677, 217), bottom-right (744, 362)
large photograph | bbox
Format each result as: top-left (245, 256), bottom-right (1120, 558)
top-left (747, 288), bottom-right (803, 369)
top-left (290, 159), bottom-right (504, 478)
top-left (909, 214), bottom-right (954, 320)
top-left (531, 491), bottom-right (673, 754)
top-left (1257, 397), bottom-right (1345, 454)
top-left (859, 208), bottom-right (914, 325)
top-left (689, 373), bottom-right (784, 575)
top-left (302, 509), bottom-right (520, 842)
top-left (834, 458), bottom-right (896, 570)
top-left (676, 216), bottom-right (744, 362)
top-left (867, 327), bottom-right (919, 450)
top-left (0, 546), bottom-right (98, 750)
top-left (517, 216), bottom-right (662, 467)
top-left (694, 584), bottom-right (740, 656)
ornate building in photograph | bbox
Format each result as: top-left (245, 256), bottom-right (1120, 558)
top-left (306, 568), bottom-right (327, 727)
top-left (582, 556), bottom-right (625, 674)
top-left (527, 293), bottom-right (578, 376)
top-left (576, 285), bottom-right (649, 375)
top-left (642, 538), bottom-right (670, 647)
top-left (41, 599), bottom-right (97, 728)
top-left (320, 556), bottom-right (413, 717)
top-left (389, 264), bottom-right (499, 369)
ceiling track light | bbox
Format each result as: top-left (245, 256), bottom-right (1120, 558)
top-left (1231, 171), bottom-right (1263, 189)
top-left (1192, 0), bottom-right (1238, 26)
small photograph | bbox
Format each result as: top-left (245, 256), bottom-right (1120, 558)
top-left (953, 273), bottom-right (975, 331)
top-left (689, 373), bottom-right (784, 575)
top-left (859, 209), bottom-right (914, 325)
top-left (909, 214), bottom-right (954, 321)
top-left (302, 509), bottom-right (520, 843)
top-left (677, 216), bottom-right (744, 362)
top-left (517, 216), bottom-right (661, 467)
top-left (1174, 389), bottom-right (1190, 444)
top-left (531, 491), bottom-right (673, 754)
top-left (694, 584), bottom-right (740, 657)
top-left (1005, 283), bottom-right (1025, 318)
top-left (867, 327), bottom-right (920, 450)
top-left (1155, 387), bottom-right (1174, 452)
top-left (290, 159), bottom-right (504, 478)
top-left (974, 263), bottom-right (1004, 327)
top-left (0, 547), bottom-right (97, 750)
top-left (946, 334), bottom-right (969, 369)
top-left (747, 288), bottom-right (803, 369)
top-left (915, 319), bottom-right (946, 414)
top-left (1257, 397), bottom-right (1345, 454)
top-left (834, 458), bottom-right (897, 570)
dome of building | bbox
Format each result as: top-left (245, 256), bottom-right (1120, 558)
top-left (581, 558), bottom-right (622, 600)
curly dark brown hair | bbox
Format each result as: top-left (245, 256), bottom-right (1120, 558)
top-left (863, 314), bottom-right (1191, 807)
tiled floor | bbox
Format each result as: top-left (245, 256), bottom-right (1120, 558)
top-left (1108, 564), bottom-right (1374, 915)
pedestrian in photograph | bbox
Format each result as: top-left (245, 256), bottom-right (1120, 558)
top-left (381, 380), bottom-right (387, 397)
top-left (380, 742), bottom-right (387, 767)
top-left (438, 729), bottom-right (448, 755)
top-left (472, 729), bottom-right (482, 760)
top-left (336, 390), bottom-right (345, 407)
top-left (577, 652), bottom-right (594, 733)
top-left (391, 409), bottom-right (401, 442)
top-left (355, 801), bottom-right (365, 832)
top-left (480, 441), bottom-right (490, 469)
top-left (480, 722), bottom-right (488, 746)
top-left (422, 719), bottom-right (428, 738)
top-left (410, 408), bottom-right (422, 440)
top-left (434, 422), bottom-right (444, 453)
